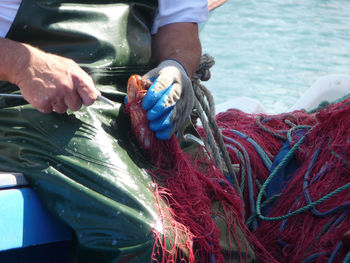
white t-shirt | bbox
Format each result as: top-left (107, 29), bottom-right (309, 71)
top-left (0, 0), bottom-right (208, 38)
top-left (151, 0), bottom-right (208, 34)
top-left (0, 0), bottom-right (21, 37)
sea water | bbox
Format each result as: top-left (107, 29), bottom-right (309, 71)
top-left (200, 0), bottom-right (350, 113)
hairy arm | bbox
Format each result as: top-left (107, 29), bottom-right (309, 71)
top-left (151, 22), bottom-right (202, 78)
top-left (0, 37), bottom-right (100, 113)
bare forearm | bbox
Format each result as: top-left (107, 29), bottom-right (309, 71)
top-left (0, 38), bottom-right (30, 84)
top-left (151, 23), bottom-right (202, 78)
top-left (0, 38), bottom-right (99, 113)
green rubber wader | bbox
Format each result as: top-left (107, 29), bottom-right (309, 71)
top-left (0, 1), bottom-right (257, 262)
top-left (1, 1), bottom-right (159, 262)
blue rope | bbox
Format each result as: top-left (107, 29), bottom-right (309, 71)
top-left (224, 144), bottom-right (246, 196)
top-left (303, 151), bottom-right (350, 217)
top-left (256, 129), bottom-right (350, 221)
top-left (278, 195), bottom-right (302, 248)
top-left (209, 236), bottom-right (216, 263)
top-left (245, 193), bottom-right (280, 228)
top-left (327, 241), bottom-right (343, 263)
top-left (326, 212), bottom-right (348, 234)
top-left (344, 251), bottom-right (350, 263)
top-left (256, 131), bottom-right (307, 220)
top-left (226, 129), bottom-right (272, 169)
top-left (256, 115), bottom-right (287, 140)
top-left (301, 252), bottom-right (330, 263)
top-left (224, 137), bottom-right (258, 230)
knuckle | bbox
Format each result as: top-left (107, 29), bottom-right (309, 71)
top-left (53, 104), bottom-right (68, 114)
top-left (65, 58), bottom-right (77, 66)
top-left (69, 103), bottom-right (82, 111)
top-left (35, 100), bottom-right (49, 110)
top-left (84, 97), bottom-right (95, 106)
top-left (39, 105), bottom-right (52, 114)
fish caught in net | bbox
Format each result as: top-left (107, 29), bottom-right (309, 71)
top-left (124, 74), bottom-right (274, 263)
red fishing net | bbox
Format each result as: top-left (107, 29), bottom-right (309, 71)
top-left (202, 97), bottom-right (350, 263)
top-left (252, 99), bottom-right (350, 263)
top-left (125, 74), bottom-right (349, 263)
top-left (124, 75), bottom-right (272, 262)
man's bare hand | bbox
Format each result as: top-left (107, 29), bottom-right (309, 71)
top-left (0, 38), bottom-right (100, 114)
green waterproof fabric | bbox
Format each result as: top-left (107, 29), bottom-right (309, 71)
top-left (1, 0), bottom-right (159, 262)
top-left (6, 0), bottom-right (157, 95)
top-left (0, 0), bottom-right (257, 262)
top-left (0, 104), bottom-right (158, 262)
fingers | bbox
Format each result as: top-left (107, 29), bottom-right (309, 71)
top-left (142, 79), bottom-right (167, 110)
top-left (63, 91), bottom-right (83, 112)
top-left (149, 109), bottom-right (175, 140)
top-left (74, 74), bottom-right (100, 107)
top-left (42, 72), bottom-right (98, 113)
top-left (52, 98), bottom-right (68, 114)
top-left (153, 69), bottom-right (174, 93)
top-left (149, 108), bottom-right (174, 131)
top-left (29, 78), bottom-right (96, 114)
top-left (146, 87), bottom-right (174, 121)
top-left (17, 50), bottom-right (99, 114)
top-left (141, 60), bottom-right (195, 140)
top-left (155, 126), bottom-right (173, 140)
top-left (142, 67), bottom-right (160, 81)
top-left (37, 104), bottom-right (53, 114)
top-left (146, 85), bottom-right (193, 140)
top-left (36, 93), bottom-right (81, 114)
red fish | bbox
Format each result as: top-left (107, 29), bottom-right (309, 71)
top-left (125, 75), bottom-right (153, 150)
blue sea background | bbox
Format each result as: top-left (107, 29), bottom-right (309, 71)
top-left (199, 0), bottom-right (350, 113)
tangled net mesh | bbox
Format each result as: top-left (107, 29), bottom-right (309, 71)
top-left (198, 96), bottom-right (350, 263)
top-left (124, 74), bottom-right (276, 263)
top-left (125, 73), bottom-right (350, 262)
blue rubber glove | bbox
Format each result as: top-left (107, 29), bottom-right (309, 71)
top-left (142, 59), bottom-right (194, 140)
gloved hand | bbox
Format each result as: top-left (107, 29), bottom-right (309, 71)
top-left (142, 59), bottom-right (194, 140)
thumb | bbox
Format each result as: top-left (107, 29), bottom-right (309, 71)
top-left (143, 67), bottom-right (160, 80)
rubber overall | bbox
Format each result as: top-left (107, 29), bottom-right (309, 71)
top-left (0, 1), bottom-right (159, 262)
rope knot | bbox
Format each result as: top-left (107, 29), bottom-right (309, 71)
top-left (194, 54), bottom-right (215, 81)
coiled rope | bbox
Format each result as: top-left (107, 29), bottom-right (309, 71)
top-left (192, 54), bottom-right (242, 199)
